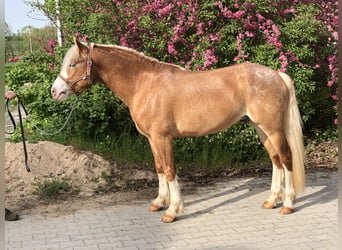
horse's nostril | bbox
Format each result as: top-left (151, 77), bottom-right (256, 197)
top-left (51, 87), bottom-right (56, 97)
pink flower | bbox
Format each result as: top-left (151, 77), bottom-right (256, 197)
top-left (48, 39), bottom-right (57, 48)
top-left (196, 22), bottom-right (205, 35)
top-left (283, 6), bottom-right (295, 14)
top-left (158, 4), bottom-right (174, 18)
top-left (209, 32), bottom-right (221, 41)
top-left (215, 2), bottom-right (232, 18)
top-left (120, 36), bottom-right (128, 47)
top-left (272, 25), bottom-right (281, 37)
top-left (279, 53), bottom-right (288, 72)
top-left (168, 42), bottom-right (177, 55)
top-left (245, 31), bottom-right (254, 38)
top-left (233, 10), bottom-right (246, 20)
top-left (332, 31), bottom-right (338, 41)
top-left (256, 14), bottom-right (265, 23)
top-left (203, 49), bottom-right (217, 69)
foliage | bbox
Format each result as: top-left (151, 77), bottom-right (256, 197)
top-left (5, 42), bottom-right (133, 142)
top-left (5, 0), bottom-right (338, 167)
top-left (31, 0), bottom-right (338, 129)
top-left (174, 122), bottom-right (268, 165)
top-left (310, 127), bottom-right (338, 143)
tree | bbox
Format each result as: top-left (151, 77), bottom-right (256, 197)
top-left (5, 22), bottom-right (15, 60)
top-left (5, 25), bottom-right (57, 61)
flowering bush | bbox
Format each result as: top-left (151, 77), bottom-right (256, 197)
top-left (4, 0), bottom-right (337, 166)
top-left (34, 0), bottom-right (337, 130)
top-left (8, 0), bottom-right (333, 158)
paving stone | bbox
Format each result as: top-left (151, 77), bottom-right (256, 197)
top-left (5, 171), bottom-right (338, 249)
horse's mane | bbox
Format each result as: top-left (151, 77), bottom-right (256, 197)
top-left (95, 44), bottom-right (185, 71)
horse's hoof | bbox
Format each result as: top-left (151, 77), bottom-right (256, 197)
top-left (149, 204), bottom-right (162, 212)
top-left (162, 213), bottom-right (175, 223)
top-left (262, 201), bottom-right (277, 209)
top-left (279, 206), bottom-right (294, 215)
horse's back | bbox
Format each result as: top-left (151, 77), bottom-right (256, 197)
top-left (132, 62), bottom-right (288, 138)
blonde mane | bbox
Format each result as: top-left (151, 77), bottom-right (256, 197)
top-left (64, 43), bottom-right (185, 71)
top-left (95, 44), bottom-right (185, 71)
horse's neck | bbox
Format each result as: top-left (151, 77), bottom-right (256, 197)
top-left (93, 46), bottom-right (144, 107)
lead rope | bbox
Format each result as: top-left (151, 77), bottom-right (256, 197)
top-left (5, 95), bottom-right (78, 172)
top-left (26, 96), bottom-right (79, 136)
top-left (6, 96), bottom-right (30, 172)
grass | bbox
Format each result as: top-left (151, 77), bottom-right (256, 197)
top-left (14, 118), bottom-right (286, 174)
top-left (32, 176), bottom-right (79, 199)
top-left (63, 133), bottom-right (154, 165)
top-left (51, 127), bottom-right (269, 179)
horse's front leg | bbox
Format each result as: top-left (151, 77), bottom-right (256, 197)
top-left (148, 136), bottom-right (184, 223)
top-left (148, 139), bottom-right (170, 211)
top-left (165, 175), bottom-right (184, 222)
top-left (149, 173), bottom-right (170, 212)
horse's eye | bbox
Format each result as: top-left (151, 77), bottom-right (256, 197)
top-left (69, 63), bottom-right (77, 68)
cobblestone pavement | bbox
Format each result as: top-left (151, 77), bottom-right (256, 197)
top-left (5, 171), bottom-right (338, 250)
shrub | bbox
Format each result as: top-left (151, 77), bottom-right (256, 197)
top-left (32, 0), bottom-right (337, 130)
top-left (5, 0), bottom-right (337, 167)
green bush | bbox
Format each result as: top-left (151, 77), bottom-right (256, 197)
top-left (5, 0), bottom-right (337, 168)
top-left (33, 0), bottom-right (337, 131)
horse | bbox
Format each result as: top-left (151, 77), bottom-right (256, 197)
top-left (51, 38), bottom-right (305, 223)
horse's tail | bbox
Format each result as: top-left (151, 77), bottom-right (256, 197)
top-left (279, 72), bottom-right (305, 193)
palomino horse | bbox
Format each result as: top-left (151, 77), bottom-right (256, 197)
top-left (51, 38), bottom-right (305, 223)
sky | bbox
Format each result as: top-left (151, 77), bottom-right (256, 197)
top-left (5, 0), bottom-right (51, 34)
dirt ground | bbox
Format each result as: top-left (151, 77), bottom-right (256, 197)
top-left (5, 140), bottom-right (338, 217)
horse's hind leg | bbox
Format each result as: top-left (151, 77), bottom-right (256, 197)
top-left (258, 127), bottom-right (296, 214)
top-left (281, 166), bottom-right (296, 214)
top-left (265, 132), bottom-right (296, 214)
top-left (264, 165), bottom-right (284, 209)
top-left (253, 124), bottom-right (284, 209)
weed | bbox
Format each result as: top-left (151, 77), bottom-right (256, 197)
top-left (32, 176), bottom-right (79, 199)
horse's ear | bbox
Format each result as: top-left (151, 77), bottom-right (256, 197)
top-left (74, 37), bottom-right (88, 56)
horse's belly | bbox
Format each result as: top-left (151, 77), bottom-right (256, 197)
top-left (174, 105), bottom-right (243, 137)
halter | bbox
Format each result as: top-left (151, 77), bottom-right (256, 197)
top-left (58, 44), bottom-right (93, 96)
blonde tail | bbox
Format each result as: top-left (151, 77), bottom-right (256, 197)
top-left (278, 72), bottom-right (305, 193)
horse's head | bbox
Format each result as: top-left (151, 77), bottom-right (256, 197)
top-left (51, 37), bottom-right (94, 101)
